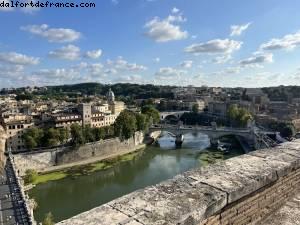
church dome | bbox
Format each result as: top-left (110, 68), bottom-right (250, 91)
top-left (107, 88), bottom-right (115, 102)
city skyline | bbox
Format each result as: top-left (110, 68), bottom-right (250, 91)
top-left (1, 0), bottom-right (300, 88)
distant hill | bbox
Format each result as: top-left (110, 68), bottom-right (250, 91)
top-left (44, 82), bottom-right (175, 99)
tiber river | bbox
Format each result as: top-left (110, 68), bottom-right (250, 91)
top-left (29, 132), bottom-right (244, 223)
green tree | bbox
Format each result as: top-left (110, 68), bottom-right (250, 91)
top-left (70, 124), bottom-right (85, 146)
top-left (22, 127), bottom-right (44, 150)
top-left (23, 169), bottom-right (38, 185)
top-left (281, 124), bottom-right (296, 138)
top-left (58, 128), bottom-right (69, 144)
top-left (141, 105), bottom-right (160, 124)
top-left (114, 110), bottom-right (137, 140)
top-left (43, 212), bottom-right (55, 225)
top-left (92, 127), bottom-right (106, 141)
top-left (136, 113), bottom-right (149, 131)
top-left (83, 125), bottom-right (95, 143)
top-left (43, 128), bottom-right (60, 147)
top-left (192, 104), bottom-right (199, 113)
top-left (227, 105), bottom-right (252, 128)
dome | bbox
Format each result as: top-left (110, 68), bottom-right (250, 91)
top-left (107, 88), bottom-right (115, 102)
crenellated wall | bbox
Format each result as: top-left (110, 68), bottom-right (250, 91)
top-left (57, 140), bottom-right (300, 225)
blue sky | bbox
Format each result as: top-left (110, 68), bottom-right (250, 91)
top-left (1, 0), bottom-right (300, 88)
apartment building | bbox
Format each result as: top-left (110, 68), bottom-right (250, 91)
top-left (1, 114), bottom-right (34, 152)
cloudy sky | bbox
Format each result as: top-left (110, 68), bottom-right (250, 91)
top-left (1, 0), bottom-right (300, 88)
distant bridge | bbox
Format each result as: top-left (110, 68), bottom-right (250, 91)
top-left (149, 125), bottom-right (277, 149)
top-left (159, 111), bottom-right (190, 121)
top-left (150, 125), bottom-right (254, 144)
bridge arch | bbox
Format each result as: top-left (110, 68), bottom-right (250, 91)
top-left (160, 111), bottom-right (189, 121)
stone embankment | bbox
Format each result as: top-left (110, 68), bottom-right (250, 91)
top-left (57, 140), bottom-right (300, 225)
top-left (14, 132), bottom-right (145, 175)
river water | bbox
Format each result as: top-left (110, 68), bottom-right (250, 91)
top-left (29, 132), bottom-right (244, 223)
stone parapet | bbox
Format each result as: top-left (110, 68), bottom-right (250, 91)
top-left (57, 140), bottom-right (300, 225)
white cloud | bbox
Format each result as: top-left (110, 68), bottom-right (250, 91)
top-left (154, 57), bottom-right (160, 63)
top-left (85, 49), bottom-right (102, 59)
top-left (239, 52), bottom-right (273, 67)
top-left (0, 52), bottom-right (39, 65)
top-left (107, 57), bottom-right (147, 71)
top-left (230, 23), bottom-right (251, 36)
top-left (185, 39), bottom-right (242, 54)
top-left (172, 7), bottom-right (180, 14)
top-left (180, 60), bottom-right (193, 68)
top-left (21, 24), bottom-right (81, 43)
top-left (49, 45), bottom-right (81, 60)
top-left (155, 67), bottom-right (186, 80)
top-left (144, 12), bottom-right (188, 42)
top-left (117, 75), bottom-right (145, 84)
top-left (260, 31), bottom-right (300, 51)
top-left (212, 54), bottom-right (232, 64)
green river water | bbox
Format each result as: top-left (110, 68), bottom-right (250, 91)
top-left (29, 132), bottom-right (244, 223)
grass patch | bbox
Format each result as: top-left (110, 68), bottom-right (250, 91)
top-left (33, 171), bottom-right (68, 185)
top-left (31, 150), bottom-right (143, 185)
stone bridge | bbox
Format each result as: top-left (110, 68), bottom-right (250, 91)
top-left (57, 140), bottom-right (300, 225)
top-left (149, 125), bottom-right (255, 145)
top-left (160, 111), bottom-right (190, 121)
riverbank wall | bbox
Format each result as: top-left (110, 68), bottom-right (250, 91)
top-left (14, 132), bottom-right (145, 175)
top-left (57, 140), bottom-right (300, 225)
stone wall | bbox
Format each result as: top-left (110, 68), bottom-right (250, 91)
top-left (14, 150), bottom-right (59, 175)
top-left (57, 140), bottom-right (300, 225)
top-left (56, 131), bottom-right (144, 165)
top-left (0, 125), bottom-right (7, 172)
top-left (14, 132), bottom-right (144, 175)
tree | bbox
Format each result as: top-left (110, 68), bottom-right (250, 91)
top-left (58, 128), bottom-right (69, 144)
top-left (43, 212), bottom-right (55, 225)
top-left (92, 127), bottom-right (106, 141)
top-left (192, 104), bottom-right (199, 113)
top-left (136, 113), bottom-right (149, 131)
top-left (271, 122), bottom-right (296, 138)
top-left (114, 110), bottom-right (137, 140)
top-left (280, 124), bottom-right (296, 138)
top-left (70, 124), bottom-right (85, 146)
top-left (227, 105), bottom-right (252, 128)
top-left (83, 125), bottom-right (95, 143)
top-left (24, 169), bottom-right (38, 185)
top-left (43, 128), bottom-right (60, 147)
top-left (22, 127), bottom-right (44, 150)
top-left (141, 105), bottom-right (160, 124)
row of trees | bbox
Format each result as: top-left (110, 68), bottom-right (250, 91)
top-left (22, 127), bottom-right (69, 150)
top-left (23, 105), bottom-right (160, 149)
top-left (22, 124), bottom-right (115, 150)
top-left (227, 105), bottom-right (253, 128)
top-left (114, 105), bottom-right (160, 140)
top-left (70, 124), bottom-right (114, 147)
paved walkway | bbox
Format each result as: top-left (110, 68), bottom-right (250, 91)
top-left (39, 144), bottom-right (146, 173)
top-left (0, 173), bottom-right (17, 225)
top-left (261, 191), bottom-right (300, 225)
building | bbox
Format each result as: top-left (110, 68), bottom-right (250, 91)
top-left (50, 113), bottom-right (82, 128)
top-left (78, 103), bottom-right (92, 126)
top-left (78, 89), bottom-right (125, 128)
top-left (0, 114), bottom-right (34, 152)
top-left (208, 102), bottom-right (228, 118)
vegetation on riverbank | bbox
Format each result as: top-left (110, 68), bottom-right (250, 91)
top-left (197, 135), bottom-right (244, 166)
top-left (24, 149), bottom-right (143, 185)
